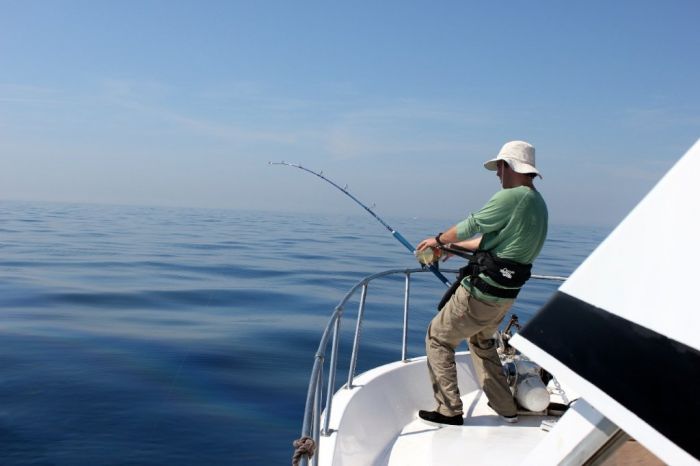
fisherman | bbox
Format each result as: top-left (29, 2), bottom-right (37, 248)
top-left (416, 140), bottom-right (548, 425)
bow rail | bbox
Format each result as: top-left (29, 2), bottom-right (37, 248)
top-left (294, 268), bottom-right (567, 466)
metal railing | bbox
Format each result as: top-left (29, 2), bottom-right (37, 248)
top-left (295, 268), bottom-right (567, 466)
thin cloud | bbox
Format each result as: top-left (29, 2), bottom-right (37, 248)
top-left (0, 83), bottom-right (69, 105)
top-left (621, 105), bottom-right (700, 130)
top-left (325, 100), bottom-right (494, 160)
top-left (98, 78), bottom-right (325, 145)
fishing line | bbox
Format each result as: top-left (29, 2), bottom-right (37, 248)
top-left (153, 291), bottom-right (214, 432)
top-left (270, 161), bottom-right (452, 287)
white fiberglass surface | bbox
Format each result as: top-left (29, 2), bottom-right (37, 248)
top-left (321, 353), bottom-right (480, 466)
top-left (320, 353), bottom-right (563, 466)
top-left (386, 389), bottom-right (554, 466)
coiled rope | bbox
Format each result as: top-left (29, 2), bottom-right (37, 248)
top-left (292, 436), bottom-right (316, 466)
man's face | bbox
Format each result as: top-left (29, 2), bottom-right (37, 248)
top-left (497, 159), bottom-right (518, 188)
top-left (496, 159), bottom-right (509, 187)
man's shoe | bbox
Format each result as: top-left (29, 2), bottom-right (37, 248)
top-left (418, 410), bottom-right (463, 426)
top-left (487, 402), bottom-right (519, 424)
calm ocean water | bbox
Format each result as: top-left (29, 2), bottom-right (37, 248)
top-left (0, 201), bottom-right (609, 465)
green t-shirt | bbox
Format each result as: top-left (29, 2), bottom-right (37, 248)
top-left (455, 186), bottom-right (548, 302)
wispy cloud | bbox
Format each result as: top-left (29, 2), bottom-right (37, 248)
top-left (1, 79), bottom-right (328, 154)
top-left (325, 125), bottom-right (481, 160)
top-left (0, 83), bottom-right (69, 105)
top-left (97, 79), bottom-right (326, 146)
top-left (592, 160), bottom-right (672, 182)
top-left (2, 79), bottom-right (496, 163)
top-left (621, 105), bottom-right (700, 130)
top-left (324, 100), bottom-right (493, 160)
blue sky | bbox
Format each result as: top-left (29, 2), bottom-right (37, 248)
top-left (1, 1), bottom-right (698, 227)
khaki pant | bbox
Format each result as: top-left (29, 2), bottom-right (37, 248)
top-left (425, 285), bottom-right (517, 417)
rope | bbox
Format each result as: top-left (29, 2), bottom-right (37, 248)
top-left (549, 376), bottom-right (565, 395)
top-left (292, 436), bottom-right (316, 466)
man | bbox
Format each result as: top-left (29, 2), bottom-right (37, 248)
top-left (416, 140), bottom-right (548, 425)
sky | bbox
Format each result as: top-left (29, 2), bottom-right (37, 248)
top-left (1, 0), bottom-right (698, 227)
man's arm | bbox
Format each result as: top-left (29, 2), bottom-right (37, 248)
top-left (416, 226), bottom-right (458, 251)
top-left (452, 236), bottom-right (482, 251)
top-left (417, 227), bottom-right (482, 251)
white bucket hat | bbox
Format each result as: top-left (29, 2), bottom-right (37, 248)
top-left (484, 140), bottom-right (541, 178)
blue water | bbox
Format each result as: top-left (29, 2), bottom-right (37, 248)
top-left (0, 201), bottom-right (609, 465)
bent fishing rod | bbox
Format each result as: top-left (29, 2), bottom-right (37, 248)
top-left (270, 161), bottom-right (452, 287)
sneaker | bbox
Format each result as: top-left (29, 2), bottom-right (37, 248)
top-left (418, 410), bottom-right (463, 426)
top-left (487, 402), bottom-right (519, 423)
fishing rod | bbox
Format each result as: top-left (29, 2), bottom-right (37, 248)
top-left (270, 161), bottom-right (452, 287)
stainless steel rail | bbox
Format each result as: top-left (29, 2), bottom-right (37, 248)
top-left (296, 268), bottom-right (567, 466)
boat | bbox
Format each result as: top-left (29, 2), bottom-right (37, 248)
top-left (292, 139), bottom-right (700, 466)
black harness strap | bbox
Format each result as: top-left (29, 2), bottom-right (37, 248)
top-left (465, 250), bottom-right (532, 288)
top-left (437, 266), bottom-right (468, 310)
top-left (436, 248), bottom-right (531, 308)
top-left (471, 276), bottom-right (520, 299)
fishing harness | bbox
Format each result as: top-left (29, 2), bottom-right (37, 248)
top-left (435, 242), bottom-right (532, 308)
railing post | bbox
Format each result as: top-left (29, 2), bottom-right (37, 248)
top-left (402, 272), bottom-right (411, 362)
top-left (312, 363), bottom-right (323, 466)
top-left (322, 310), bottom-right (342, 436)
top-left (347, 282), bottom-right (368, 389)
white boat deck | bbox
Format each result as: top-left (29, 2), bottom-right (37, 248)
top-left (386, 389), bottom-right (556, 466)
top-left (319, 353), bottom-right (571, 466)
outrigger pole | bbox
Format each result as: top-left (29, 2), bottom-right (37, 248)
top-left (270, 161), bottom-right (452, 287)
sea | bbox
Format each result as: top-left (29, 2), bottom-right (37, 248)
top-left (0, 200), bottom-right (610, 465)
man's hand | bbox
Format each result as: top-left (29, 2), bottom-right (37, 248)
top-left (417, 237), bottom-right (438, 252)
